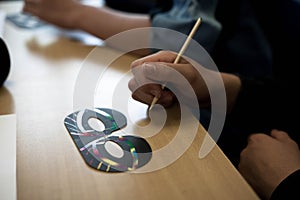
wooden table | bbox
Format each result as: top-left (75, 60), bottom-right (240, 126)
top-left (0, 1), bottom-right (260, 200)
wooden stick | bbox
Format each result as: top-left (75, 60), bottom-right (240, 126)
top-left (149, 17), bottom-right (202, 110)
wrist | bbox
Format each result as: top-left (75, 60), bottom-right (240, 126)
top-left (222, 73), bottom-right (241, 112)
top-left (67, 3), bottom-right (88, 29)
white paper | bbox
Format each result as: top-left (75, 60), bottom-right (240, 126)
top-left (0, 114), bottom-right (16, 200)
top-left (0, 10), bottom-right (6, 37)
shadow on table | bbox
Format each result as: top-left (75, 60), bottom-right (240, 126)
top-left (0, 86), bottom-right (15, 115)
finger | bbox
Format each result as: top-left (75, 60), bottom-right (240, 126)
top-left (24, 0), bottom-right (38, 3)
top-left (132, 90), bottom-right (155, 105)
top-left (246, 133), bottom-right (270, 144)
top-left (270, 129), bottom-right (291, 141)
top-left (131, 51), bottom-right (178, 69)
top-left (128, 77), bottom-right (162, 94)
top-left (128, 78), bottom-right (139, 92)
top-left (129, 66), bottom-right (164, 94)
top-left (129, 79), bottom-right (163, 103)
top-left (22, 2), bottom-right (32, 13)
top-left (22, 1), bottom-right (40, 15)
top-left (142, 62), bottom-right (195, 84)
top-left (157, 91), bottom-right (176, 107)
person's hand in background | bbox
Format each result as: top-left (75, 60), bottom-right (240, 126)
top-left (23, 0), bottom-right (82, 29)
top-left (238, 130), bottom-right (300, 199)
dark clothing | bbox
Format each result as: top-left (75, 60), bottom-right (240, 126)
top-left (271, 170), bottom-right (300, 200)
top-left (151, 0), bottom-right (273, 78)
top-left (212, 0), bottom-right (272, 77)
top-left (0, 37), bottom-right (10, 86)
top-left (217, 0), bottom-right (300, 199)
top-left (219, 0), bottom-right (300, 164)
top-left (105, 0), bottom-right (168, 14)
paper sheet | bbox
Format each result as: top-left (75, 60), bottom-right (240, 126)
top-left (0, 10), bottom-right (6, 37)
top-left (0, 114), bottom-right (17, 200)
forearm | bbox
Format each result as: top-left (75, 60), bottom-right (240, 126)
top-left (202, 70), bottom-right (242, 112)
top-left (221, 73), bottom-right (242, 112)
top-left (74, 5), bottom-right (151, 40)
top-left (225, 74), bottom-right (300, 135)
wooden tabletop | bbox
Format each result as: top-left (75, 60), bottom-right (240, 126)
top-left (0, 1), bottom-right (260, 200)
